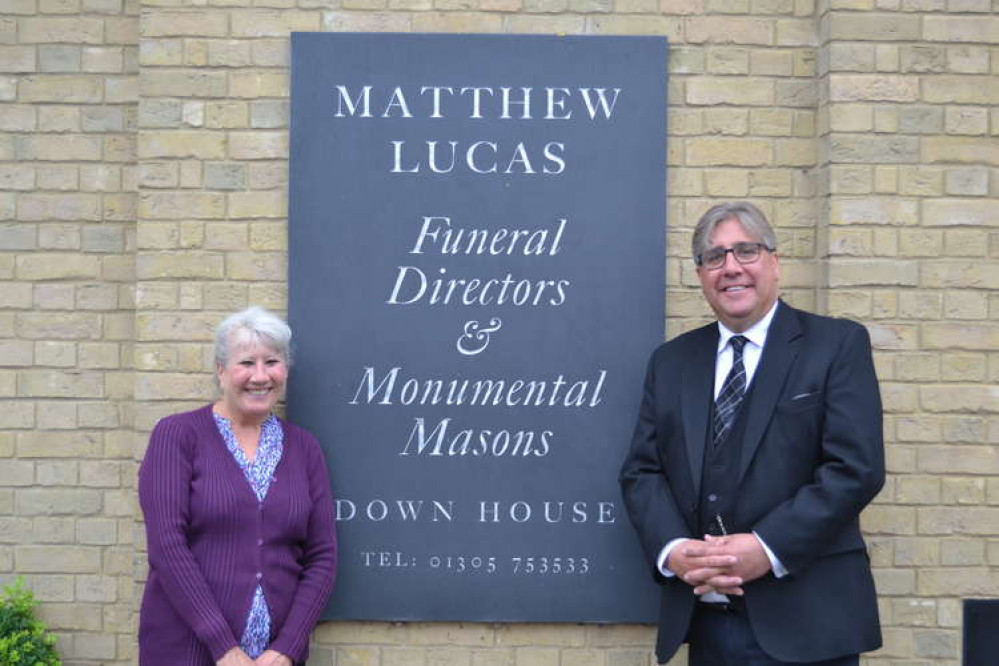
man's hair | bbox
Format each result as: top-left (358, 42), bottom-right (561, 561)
top-left (691, 201), bottom-right (777, 264)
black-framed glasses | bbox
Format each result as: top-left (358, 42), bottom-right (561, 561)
top-left (697, 242), bottom-right (773, 270)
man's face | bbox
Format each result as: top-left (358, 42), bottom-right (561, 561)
top-left (696, 218), bottom-right (780, 333)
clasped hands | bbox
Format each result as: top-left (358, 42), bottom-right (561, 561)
top-left (218, 648), bottom-right (292, 666)
top-left (667, 533), bottom-right (771, 596)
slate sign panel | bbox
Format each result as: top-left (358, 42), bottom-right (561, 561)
top-left (288, 32), bottom-right (666, 623)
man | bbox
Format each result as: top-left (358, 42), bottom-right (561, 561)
top-left (620, 202), bottom-right (884, 665)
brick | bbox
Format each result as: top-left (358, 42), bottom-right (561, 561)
top-left (829, 43), bottom-right (875, 72)
top-left (702, 108), bottom-right (748, 136)
top-left (0, 45), bottom-right (36, 72)
top-left (227, 192), bottom-right (285, 219)
top-left (924, 16), bottom-right (999, 44)
top-left (828, 75), bottom-right (919, 102)
top-left (18, 194), bottom-right (101, 222)
top-left (861, 505), bottom-right (915, 534)
top-left (205, 101), bottom-right (248, 129)
top-left (34, 340), bottom-right (76, 366)
top-left (15, 255), bottom-right (100, 280)
top-left (250, 100), bottom-right (288, 129)
top-left (920, 386), bottom-right (998, 414)
top-left (922, 263), bottom-right (999, 290)
top-left (829, 136), bottom-right (919, 164)
top-left (940, 479), bottom-right (987, 510)
top-left (19, 75), bottom-right (102, 103)
top-left (892, 599), bottom-right (937, 627)
top-left (76, 518), bottom-right (117, 545)
top-left (138, 192), bottom-right (225, 220)
top-left (139, 70), bottom-right (227, 98)
top-left (139, 99), bottom-right (182, 129)
top-left (686, 138), bottom-right (772, 166)
top-left (17, 135), bottom-right (102, 161)
top-left (923, 137), bottom-right (999, 165)
top-left (141, 11), bottom-right (228, 37)
top-left (705, 47), bottom-right (749, 75)
top-left (685, 17), bottom-right (773, 45)
top-left (829, 198), bottom-right (918, 226)
top-left (945, 167), bottom-right (989, 196)
top-left (828, 260), bottom-right (918, 287)
top-left (73, 631), bottom-right (117, 659)
top-left (829, 14), bottom-right (920, 41)
top-left (898, 105), bottom-right (944, 134)
top-left (919, 567), bottom-right (999, 597)
top-left (135, 312), bottom-right (218, 341)
top-left (138, 132), bottom-right (226, 159)
top-left (919, 443), bottom-right (999, 474)
top-left (944, 292), bottom-right (988, 320)
top-left (686, 78), bottom-right (772, 106)
top-left (230, 10), bottom-right (319, 37)
top-left (20, 18), bottom-right (104, 44)
top-left (137, 253), bottom-right (225, 280)
top-left (941, 414), bottom-right (987, 442)
top-left (229, 71), bottom-right (288, 99)
top-left (140, 39), bottom-right (182, 67)
top-left (494, 625), bottom-right (583, 648)
top-left (19, 370), bottom-right (104, 399)
top-left (228, 131), bottom-right (288, 160)
top-left (135, 373), bottom-right (212, 400)
top-left (0, 224), bottom-right (36, 251)
top-left (947, 45), bottom-right (990, 74)
top-left (16, 490), bottom-right (102, 517)
top-left (17, 431), bottom-right (101, 458)
top-left (896, 476), bottom-right (940, 504)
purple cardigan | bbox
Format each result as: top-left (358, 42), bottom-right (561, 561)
top-left (138, 405), bottom-right (336, 664)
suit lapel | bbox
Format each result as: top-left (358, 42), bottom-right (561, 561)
top-left (682, 324), bottom-right (718, 498)
top-left (738, 300), bottom-right (802, 482)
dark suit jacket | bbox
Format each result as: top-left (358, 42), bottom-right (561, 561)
top-left (620, 301), bottom-right (884, 664)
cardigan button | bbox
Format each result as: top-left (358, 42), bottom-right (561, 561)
top-left (256, 572), bottom-right (263, 580)
top-left (257, 538), bottom-right (263, 546)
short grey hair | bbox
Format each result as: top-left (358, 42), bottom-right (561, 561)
top-left (213, 307), bottom-right (292, 367)
top-left (691, 201), bottom-right (777, 265)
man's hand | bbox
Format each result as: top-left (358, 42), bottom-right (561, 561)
top-left (255, 650), bottom-right (292, 666)
top-left (690, 534), bottom-right (772, 595)
top-left (667, 539), bottom-right (743, 596)
top-left (668, 533), bottom-right (773, 596)
top-left (216, 648), bottom-right (255, 666)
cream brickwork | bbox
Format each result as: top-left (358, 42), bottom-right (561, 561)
top-left (1, 0), bottom-right (139, 664)
top-left (1, 0), bottom-right (996, 663)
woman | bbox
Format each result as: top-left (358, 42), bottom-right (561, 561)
top-left (139, 307), bottom-right (336, 666)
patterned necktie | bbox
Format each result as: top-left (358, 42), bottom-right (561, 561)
top-left (713, 335), bottom-right (748, 448)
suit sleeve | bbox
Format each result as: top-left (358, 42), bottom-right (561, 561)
top-left (138, 418), bottom-right (239, 660)
top-left (619, 352), bottom-right (693, 580)
top-left (269, 431), bottom-right (337, 661)
top-left (753, 323), bottom-right (885, 574)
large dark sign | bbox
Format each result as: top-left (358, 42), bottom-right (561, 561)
top-left (288, 32), bottom-right (666, 623)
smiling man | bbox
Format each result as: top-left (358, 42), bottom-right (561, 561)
top-left (620, 202), bottom-right (885, 665)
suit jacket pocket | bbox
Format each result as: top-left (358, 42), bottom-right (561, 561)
top-left (776, 390), bottom-right (823, 413)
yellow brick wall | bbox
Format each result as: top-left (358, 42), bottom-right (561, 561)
top-left (1, 0), bottom-right (138, 662)
top-left (1, 0), bottom-right (997, 663)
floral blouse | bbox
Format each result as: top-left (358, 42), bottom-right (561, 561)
top-left (213, 412), bottom-right (284, 659)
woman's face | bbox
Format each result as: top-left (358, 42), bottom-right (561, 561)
top-left (217, 336), bottom-right (287, 423)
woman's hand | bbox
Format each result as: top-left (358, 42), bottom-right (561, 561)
top-left (255, 650), bottom-right (292, 666)
top-left (216, 647), bottom-right (255, 666)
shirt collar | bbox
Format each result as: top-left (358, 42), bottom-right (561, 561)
top-left (715, 300), bottom-right (779, 354)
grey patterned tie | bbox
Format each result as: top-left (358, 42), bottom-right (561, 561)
top-left (713, 335), bottom-right (747, 449)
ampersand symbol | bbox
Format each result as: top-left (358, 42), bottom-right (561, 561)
top-left (456, 318), bottom-right (503, 356)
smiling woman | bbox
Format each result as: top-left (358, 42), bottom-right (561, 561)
top-left (138, 307), bottom-right (337, 666)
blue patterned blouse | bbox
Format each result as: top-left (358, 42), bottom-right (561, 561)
top-left (213, 412), bottom-right (284, 659)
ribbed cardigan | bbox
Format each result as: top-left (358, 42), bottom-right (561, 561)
top-left (138, 404), bottom-right (337, 665)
